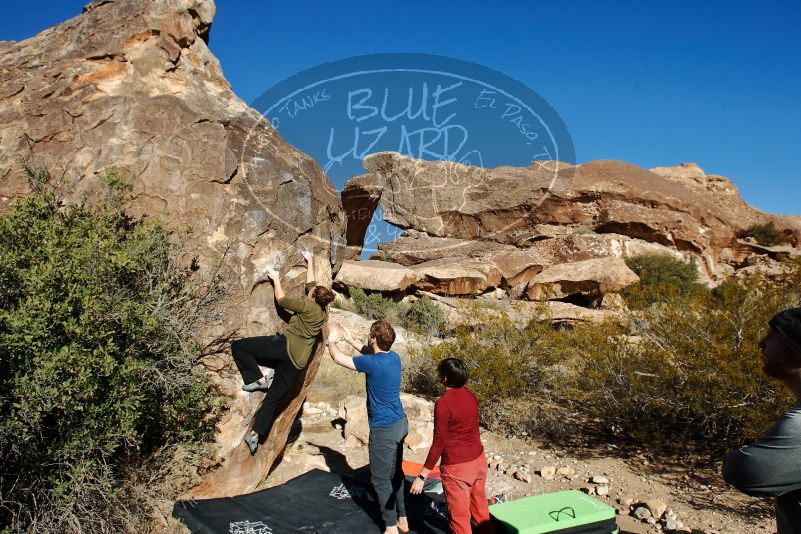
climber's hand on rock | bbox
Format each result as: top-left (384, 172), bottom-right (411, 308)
top-left (301, 247), bottom-right (313, 263)
top-left (326, 324), bottom-right (342, 344)
top-left (263, 265), bottom-right (279, 280)
top-left (343, 327), bottom-right (357, 343)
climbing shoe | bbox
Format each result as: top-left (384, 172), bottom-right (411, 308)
top-left (241, 369), bottom-right (275, 392)
top-left (244, 431), bottom-right (259, 455)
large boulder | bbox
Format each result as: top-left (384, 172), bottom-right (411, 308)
top-left (341, 153), bottom-right (801, 278)
top-left (0, 0), bottom-right (345, 498)
top-left (339, 393), bottom-right (434, 451)
top-left (326, 307), bottom-right (433, 357)
top-left (421, 292), bottom-right (617, 327)
top-left (341, 152), bottom-right (570, 248)
top-left (373, 232), bottom-right (549, 291)
top-left (336, 253), bottom-right (548, 296)
top-left (0, 0), bottom-right (345, 334)
top-left (482, 249), bottom-right (549, 287)
top-left (375, 229), bottom-right (511, 264)
top-left (525, 257), bottom-right (640, 301)
top-left (379, 229), bottom-right (688, 267)
top-left (336, 259), bottom-right (421, 292)
top-left (190, 334), bottom-right (326, 498)
top-left (360, 230), bottom-right (686, 297)
top-left (411, 257), bottom-right (503, 295)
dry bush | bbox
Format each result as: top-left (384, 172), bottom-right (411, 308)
top-left (738, 222), bottom-right (791, 246)
top-left (405, 263), bottom-right (801, 453)
top-left (314, 351), bottom-right (366, 395)
top-left (406, 305), bottom-right (589, 438)
top-left (0, 160), bottom-right (226, 533)
top-left (580, 272), bottom-right (800, 451)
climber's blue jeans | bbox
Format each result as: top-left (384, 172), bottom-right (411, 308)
top-left (368, 416), bottom-right (408, 528)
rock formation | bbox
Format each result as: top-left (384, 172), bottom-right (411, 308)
top-left (336, 259), bottom-right (421, 292)
top-left (338, 231), bottom-right (674, 298)
top-left (0, 0), bottom-right (345, 497)
top-left (346, 153), bottom-right (800, 258)
top-left (420, 292), bottom-right (617, 327)
top-left (5, 0), bottom-right (800, 502)
top-left (339, 393), bottom-right (434, 451)
top-left (338, 152), bottom-right (801, 304)
top-left (524, 257), bottom-right (639, 302)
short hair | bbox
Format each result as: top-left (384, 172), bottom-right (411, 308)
top-left (370, 320), bottom-right (396, 351)
top-left (769, 307), bottom-right (801, 367)
top-left (437, 358), bottom-right (468, 388)
top-left (313, 286), bottom-right (335, 308)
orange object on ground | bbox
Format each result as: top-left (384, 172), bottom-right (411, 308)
top-left (402, 460), bottom-right (441, 479)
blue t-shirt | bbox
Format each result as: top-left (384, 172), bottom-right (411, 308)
top-left (353, 350), bottom-right (406, 428)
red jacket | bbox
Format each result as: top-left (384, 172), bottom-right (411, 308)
top-left (424, 387), bottom-right (484, 469)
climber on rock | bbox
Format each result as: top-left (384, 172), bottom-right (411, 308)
top-left (327, 320), bottom-right (410, 534)
top-left (231, 247), bottom-right (335, 455)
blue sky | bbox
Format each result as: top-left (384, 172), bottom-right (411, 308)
top-left (3, 1), bottom-right (800, 215)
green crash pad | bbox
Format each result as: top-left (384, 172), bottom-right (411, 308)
top-left (490, 489), bottom-right (618, 534)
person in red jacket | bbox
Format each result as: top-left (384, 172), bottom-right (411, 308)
top-left (410, 358), bottom-right (493, 534)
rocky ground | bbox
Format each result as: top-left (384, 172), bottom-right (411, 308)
top-left (254, 374), bottom-right (775, 534)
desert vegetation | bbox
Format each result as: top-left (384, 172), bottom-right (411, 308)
top-left (3, 160), bottom-right (796, 532)
top-left (338, 288), bottom-right (446, 337)
top-left (0, 161), bottom-right (225, 533)
top-left (621, 253), bottom-right (707, 308)
top-left (406, 254), bottom-right (801, 456)
top-left (738, 221), bottom-right (791, 247)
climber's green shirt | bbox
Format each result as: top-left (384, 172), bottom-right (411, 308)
top-left (277, 281), bottom-right (325, 369)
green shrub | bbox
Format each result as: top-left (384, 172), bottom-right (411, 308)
top-left (623, 253), bottom-right (707, 308)
top-left (409, 310), bottom-right (530, 404)
top-left (578, 288), bottom-right (795, 451)
top-left (404, 296), bottom-right (445, 336)
top-left (406, 304), bottom-right (586, 436)
top-left (625, 253), bottom-right (700, 287)
top-left (739, 222), bottom-right (790, 247)
top-left (349, 289), bottom-right (445, 336)
top-left (350, 288), bottom-right (407, 325)
top-left (350, 287), bottom-right (395, 318)
top-left (406, 265), bottom-right (801, 453)
top-left (0, 162), bottom-right (225, 533)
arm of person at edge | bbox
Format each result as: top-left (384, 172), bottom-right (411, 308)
top-left (266, 250), bottom-right (316, 312)
top-left (411, 400), bottom-right (448, 494)
top-left (325, 325), bottom-right (357, 371)
top-left (343, 329), bottom-right (372, 354)
top-left (303, 247), bottom-right (315, 285)
top-left (263, 265), bottom-right (286, 302)
top-left (723, 412), bottom-right (801, 497)
top-left (409, 466), bottom-right (431, 495)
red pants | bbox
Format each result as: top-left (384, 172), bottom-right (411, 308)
top-left (440, 453), bottom-right (494, 534)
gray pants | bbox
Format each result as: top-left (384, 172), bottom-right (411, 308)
top-left (368, 417), bottom-right (408, 528)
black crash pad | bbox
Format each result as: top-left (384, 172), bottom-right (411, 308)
top-left (173, 469), bottom-right (450, 534)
